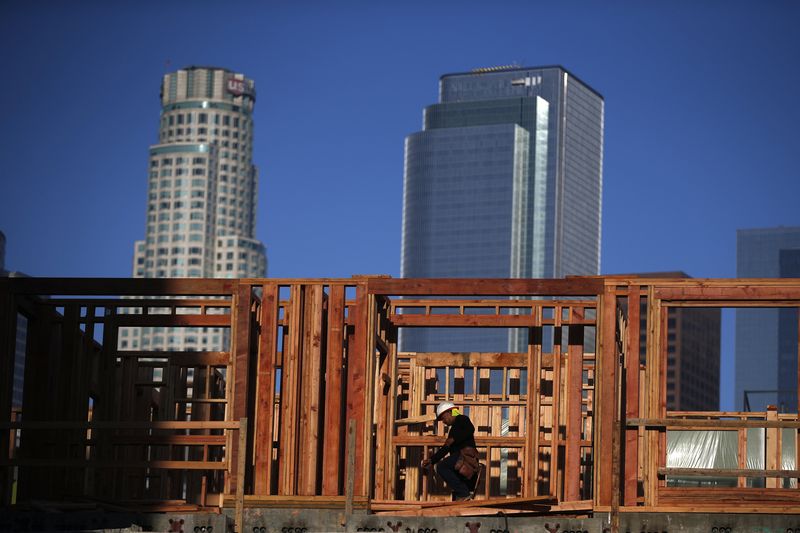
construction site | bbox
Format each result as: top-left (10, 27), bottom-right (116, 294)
top-left (3, 275), bottom-right (800, 532)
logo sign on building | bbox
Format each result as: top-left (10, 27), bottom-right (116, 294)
top-left (226, 78), bottom-right (247, 96)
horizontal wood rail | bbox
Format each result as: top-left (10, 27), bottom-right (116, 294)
top-left (1, 420), bottom-right (240, 430)
top-left (627, 418), bottom-right (800, 429)
top-left (2, 459), bottom-right (229, 470)
top-left (659, 468), bottom-right (800, 478)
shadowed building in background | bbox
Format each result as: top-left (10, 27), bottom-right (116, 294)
top-left (624, 272), bottom-right (721, 411)
top-left (400, 66), bottom-right (604, 352)
top-left (123, 67), bottom-right (267, 352)
top-left (736, 226), bottom-right (800, 412)
top-left (0, 230), bottom-right (28, 413)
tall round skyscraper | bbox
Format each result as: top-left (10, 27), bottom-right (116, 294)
top-left (123, 66), bottom-right (267, 352)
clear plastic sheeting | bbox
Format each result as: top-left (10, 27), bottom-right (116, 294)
top-left (782, 428), bottom-right (797, 488)
top-left (746, 428), bottom-right (764, 470)
top-left (746, 428), bottom-right (766, 488)
top-left (666, 430), bottom-right (738, 487)
top-left (666, 428), bottom-right (799, 488)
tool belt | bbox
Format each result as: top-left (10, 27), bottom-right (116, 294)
top-left (453, 447), bottom-right (480, 479)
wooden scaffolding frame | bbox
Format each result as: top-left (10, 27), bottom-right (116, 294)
top-left (2, 276), bottom-right (800, 517)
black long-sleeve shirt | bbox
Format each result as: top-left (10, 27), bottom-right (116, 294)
top-left (431, 414), bottom-right (476, 464)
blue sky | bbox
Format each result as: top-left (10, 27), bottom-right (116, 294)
top-left (1, 1), bottom-right (798, 408)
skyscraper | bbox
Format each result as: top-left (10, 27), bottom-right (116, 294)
top-left (122, 66), bottom-right (267, 352)
top-left (400, 66), bottom-right (604, 351)
top-left (736, 227), bottom-right (800, 411)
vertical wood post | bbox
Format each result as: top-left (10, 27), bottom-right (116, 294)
top-left (525, 308), bottom-right (542, 497)
top-left (623, 286), bottom-right (640, 506)
top-left (298, 285), bottom-right (324, 495)
top-left (642, 288), bottom-right (662, 505)
top-left (278, 285), bottom-right (304, 495)
top-left (564, 308), bottom-right (584, 501)
top-left (322, 285), bottom-right (346, 495)
top-left (345, 284), bottom-right (368, 496)
top-left (229, 283), bottom-right (254, 496)
top-left (253, 283), bottom-right (278, 495)
top-left (595, 284), bottom-right (618, 506)
top-left (766, 405), bottom-right (779, 489)
top-left (344, 418), bottom-right (356, 524)
top-left (235, 417), bottom-right (248, 533)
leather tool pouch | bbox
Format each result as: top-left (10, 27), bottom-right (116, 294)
top-left (453, 447), bottom-right (480, 478)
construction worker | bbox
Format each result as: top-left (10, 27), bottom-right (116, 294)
top-left (420, 401), bottom-right (481, 501)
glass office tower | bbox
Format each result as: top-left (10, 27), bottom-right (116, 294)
top-left (401, 66), bottom-right (604, 352)
top-left (122, 67), bottom-right (267, 352)
top-left (736, 227), bottom-right (800, 411)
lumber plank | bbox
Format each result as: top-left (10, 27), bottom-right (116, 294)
top-left (278, 285), bottom-right (304, 495)
top-left (229, 283), bottom-right (254, 496)
top-left (766, 406), bottom-right (779, 488)
top-left (254, 283), bottom-right (278, 495)
top-left (366, 278), bottom-right (604, 296)
top-left (116, 351), bottom-right (230, 366)
top-left (322, 284), bottom-right (346, 495)
top-left (345, 283), bottom-right (368, 496)
top-left (595, 286), bottom-right (617, 506)
top-left (564, 316), bottom-right (583, 501)
top-left (655, 285), bottom-right (800, 301)
top-left (4, 277), bottom-right (236, 296)
top-left (626, 418), bottom-right (800, 429)
top-left (110, 314), bottom-right (232, 327)
top-left (413, 352), bottom-right (527, 368)
top-left (298, 285), bottom-right (324, 495)
top-left (658, 468), bottom-right (800, 478)
top-left (391, 315), bottom-right (537, 328)
top-left (623, 286), bottom-right (640, 506)
top-left (549, 311), bottom-right (562, 499)
top-left (525, 313), bottom-right (542, 497)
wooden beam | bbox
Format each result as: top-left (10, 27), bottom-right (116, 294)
top-left (413, 352), bottom-right (527, 368)
top-left (298, 285), bottom-right (324, 495)
top-left (229, 283), bottom-right (254, 496)
top-left (623, 286), bottom-right (640, 506)
top-left (278, 285), bottom-right (304, 495)
top-left (595, 285), bottom-right (617, 506)
top-left (655, 286), bottom-right (800, 301)
top-left (116, 351), bottom-right (230, 366)
top-left (5, 277), bottom-right (235, 296)
top-left (367, 278), bottom-right (604, 296)
top-left (253, 283), bottom-right (278, 495)
top-left (235, 418), bottom-right (247, 533)
top-left (564, 318), bottom-right (584, 501)
top-left (345, 284), bottom-right (368, 496)
top-left (111, 315), bottom-right (231, 328)
top-left (391, 315), bottom-right (537, 328)
top-left (626, 418), bottom-right (800, 429)
top-left (525, 312), bottom-right (542, 497)
top-left (322, 285), bottom-right (346, 495)
top-left (659, 468), bottom-right (800, 478)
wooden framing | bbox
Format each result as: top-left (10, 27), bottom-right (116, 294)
top-left (2, 276), bottom-right (800, 517)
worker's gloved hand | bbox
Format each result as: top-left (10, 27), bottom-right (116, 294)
top-left (420, 458), bottom-right (431, 470)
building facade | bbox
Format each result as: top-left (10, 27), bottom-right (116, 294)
top-left (736, 227), bottom-right (800, 411)
top-left (0, 230), bottom-right (28, 411)
top-left (630, 273), bottom-right (720, 411)
top-left (400, 66), bottom-right (604, 351)
top-left (122, 67), bottom-right (267, 352)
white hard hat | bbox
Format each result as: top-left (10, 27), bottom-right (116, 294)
top-left (435, 401), bottom-right (456, 419)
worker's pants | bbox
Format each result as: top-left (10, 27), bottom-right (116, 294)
top-left (436, 453), bottom-right (471, 498)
